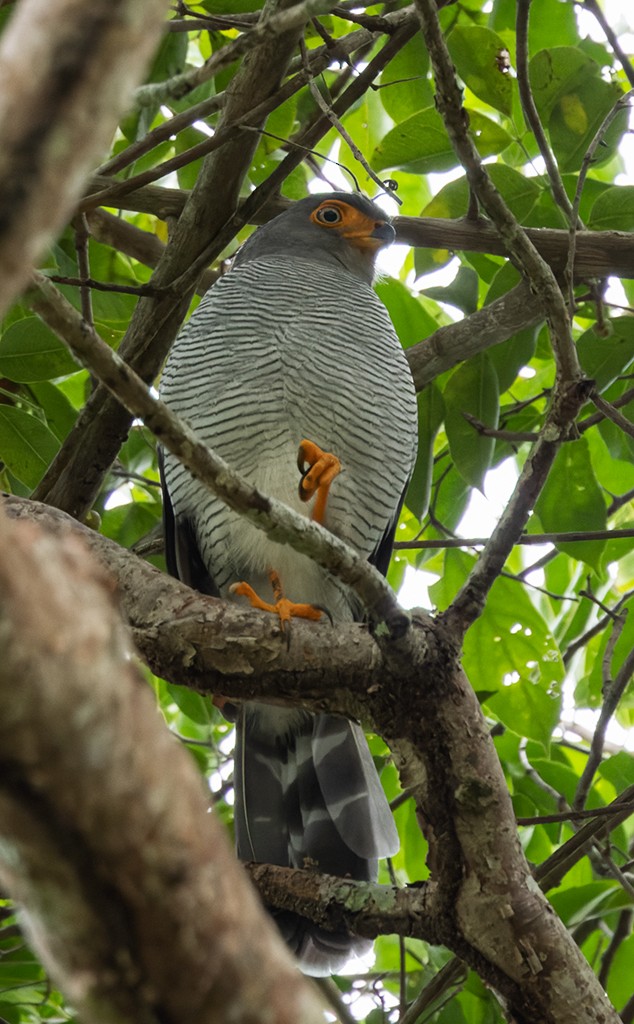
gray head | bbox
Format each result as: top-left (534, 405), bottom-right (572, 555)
top-left (234, 193), bottom-right (395, 285)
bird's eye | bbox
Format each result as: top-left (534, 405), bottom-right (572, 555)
top-left (315, 205), bottom-right (343, 225)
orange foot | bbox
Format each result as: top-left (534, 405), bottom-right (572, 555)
top-left (297, 439), bottom-right (341, 525)
top-left (230, 570), bottom-right (324, 644)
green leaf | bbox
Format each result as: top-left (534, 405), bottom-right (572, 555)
top-left (549, 880), bottom-right (621, 927)
top-left (429, 547), bottom-right (472, 610)
top-left (548, 77), bottom-right (627, 173)
top-left (577, 315), bottom-right (634, 391)
top-left (371, 107), bottom-right (511, 174)
top-left (425, 266), bottom-right (479, 315)
top-left (444, 353), bottom-right (500, 490)
top-left (167, 683), bottom-right (214, 726)
top-left (375, 277), bottom-right (438, 347)
top-left (393, 799), bottom-right (429, 883)
top-left (27, 381), bottom-right (77, 441)
top-left (424, 164), bottom-right (541, 223)
top-left (598, 751), bottom-right (634, 791)
top-left (588, 186), bottom-right (634, 230)
top-left (534, 438), bottom-right (606, 572)
top-left (378, 35), bottom-right (432, 122)
top-left (447, 26), bottom-right (513, 116)
top-left (460, 570), bottom-right (564, 737)
top-left (486, 679), bottom-right (560, 749)
top-left (0, 407), bottom-right (59, 489)
top-left (429, 463), bottom-right (471, 536)
top-left (0, 317), bottom-right (79, 382)
top-left (606, 934), bottom-right (634, 1010)
top-left (405, 384), bottom-right (445, 521)
top-left (175, 125), bottom-right (207, 191)
top-left (529, 48), bottom-right (626, 172)
top-left (529, 47), bottom-right (599, 123)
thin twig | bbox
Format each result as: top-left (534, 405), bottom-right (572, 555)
top-left (578, 0), bottom-right (634, 87)
top-left (72, 214), bottom-right (94, 328)
top-left (47, 274), bottom-right (160, 297)
top-left (591, 389), bottom-right (634, 440)
top-left (299, 38), bottom-right (401, 203)
top-left (517, 801), bottom-right (634, 826)
top-left (516, 0), bottom-right (577, 227)
top-left (398, 959), bottom-right (467, 1024)
top-left (393, 528), bottom-right (634, 551)
top-left (566, 88), bottom-right (634, 312)
top-left (574, 638), bottom-right (634, 810)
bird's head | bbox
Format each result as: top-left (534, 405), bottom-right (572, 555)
top-left (235, 193), bottom-right (395, 285)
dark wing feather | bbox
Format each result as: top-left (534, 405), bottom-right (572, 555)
top-left (368, 486), bottom-right (409, 577)
top-left (158, 446), bottom-right (219, 597)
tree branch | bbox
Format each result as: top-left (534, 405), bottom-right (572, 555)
top-left (33, 0), bottom-right (305, 520)
top-left (82, 185), bottom-right (634, 279)
top-left (0, 0), bottom-right (171, 317)
top-left (0, 507), bottom-right (329, 1024)
top-left (415, 0), bottom-right (579, 381)
top-left (246, 865), bottom-right (442, 942)
top-left (27, 274), bottom-right (408, 635)
top-left (406, 279), bottom-right (542, 390)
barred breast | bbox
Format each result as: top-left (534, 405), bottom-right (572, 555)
top-left (160, 255), bottom-right (417, 614)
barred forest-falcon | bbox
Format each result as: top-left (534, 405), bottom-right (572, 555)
top-left (159, 193), bottom-right (419, 976)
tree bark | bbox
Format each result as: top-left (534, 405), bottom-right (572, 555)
top-left (1, 494), bottom-right (624, 1024)
top-left (0, 0), bottom-right (172, 316)
top-left (0, 507), bottom-right (328, 1024)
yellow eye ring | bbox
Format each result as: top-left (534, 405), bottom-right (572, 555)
top-left (314, 205), bottom-right (343, 225)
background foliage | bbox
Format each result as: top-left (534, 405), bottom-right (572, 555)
top-left (1, 0), bottom-right (633, 1020)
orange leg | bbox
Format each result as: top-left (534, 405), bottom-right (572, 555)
top-left (297, 439), bottom-right (341, 525)
top-left (230, 570), bottom-right (323, 642)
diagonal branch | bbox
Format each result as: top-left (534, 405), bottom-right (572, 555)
top-left (0, 0), bottom-right (172, 317)
top-left (33, 0), bottom-right (305, 520)
top-left (415, 0), bottom-right (590, 641)
top-left (134, 0), bottom-right (342, 107)
top-left (415, 0), bottom-right (579, 382)
top-left (28, 273), bottom-right (408, 635)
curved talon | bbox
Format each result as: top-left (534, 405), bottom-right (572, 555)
top-left (312, 603), bottom-right (334, 626)
top-left (230, 571), bottom-right (324, 649)
top-left (297, 439), bottom-right (341, 525)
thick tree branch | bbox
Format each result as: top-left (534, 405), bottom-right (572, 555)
top-left (2, 493), bottom-right (627, 1023)
top-left (406, 279), bottom-right (541, 390)
top-left (0, 508), bottom-right (328, 1024)
top-left (0, 0), bottom-right (171, 317)
top-left (81, 182), bottom-right (634, 279)
top-left (1, 494), bottom-right (387, 715)
top-left (247, 865), bottom-right (442, 942)
top-left (33, 0), bottom-right (304, 520)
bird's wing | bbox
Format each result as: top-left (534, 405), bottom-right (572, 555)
top-left (158, 446), bottom-right (219, 597)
